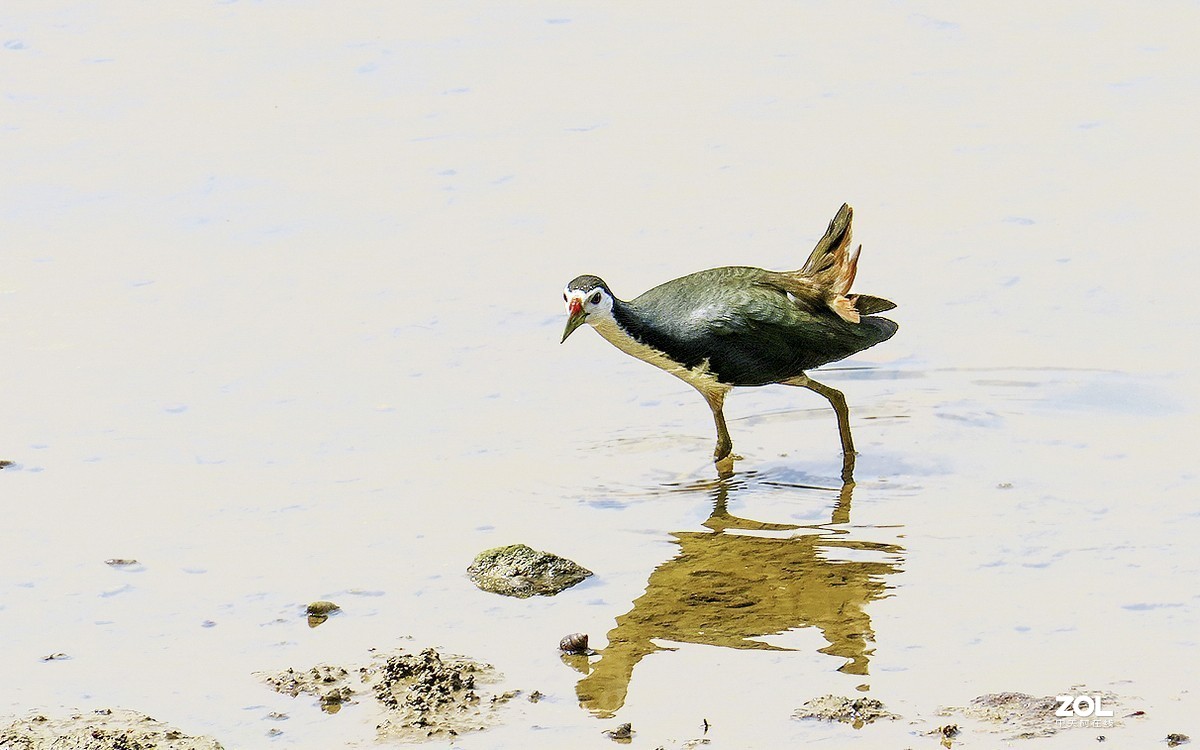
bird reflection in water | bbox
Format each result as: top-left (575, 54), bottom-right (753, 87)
top-left (573, 472), bottom-right (903, 718)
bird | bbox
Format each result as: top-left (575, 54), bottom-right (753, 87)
top-left (560, 203), bottom-right (897, 476)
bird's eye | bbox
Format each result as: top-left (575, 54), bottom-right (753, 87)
top-left (590, 291), bottom-right (602, 305)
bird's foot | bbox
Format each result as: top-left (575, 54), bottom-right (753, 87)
top-left (713, 450), bottom-right (742, 479)
top-left (715, 454), bottom-right (736, 479)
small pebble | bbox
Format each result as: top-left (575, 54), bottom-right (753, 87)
top-left (306, 601), bottom-right (340, 616)
top-left (105, 559), bottom-right (139, 566)
top-left (1167, 734), bottom-right (1190, 748)
top-left (306, 600), bottom-right (340, 627)
top-left (41, 653), bottom-right (69, 661)
top-left (605, 722), bottom-right (633, 740)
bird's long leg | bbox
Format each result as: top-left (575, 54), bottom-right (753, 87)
top-left (784, 374), bottom-right (857, 482)
top-left (700, 388), bottom-right (733, 462)
top-left (784, 374), bottom-right (856, 456)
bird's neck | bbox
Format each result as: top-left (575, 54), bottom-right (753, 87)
top-left (591, 298), bottom-right (664, 352)
top-left (589, 300), bottom-right (727, 397)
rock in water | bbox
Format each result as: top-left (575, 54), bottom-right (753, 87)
top-left (305, 600), bottom-right (340, 627)
top-left (605, 722), bottom-right (633, 740)
top-left (305, 600), bottom-right (340, 616)
top-left (467, 544), bottom-right (592, 598)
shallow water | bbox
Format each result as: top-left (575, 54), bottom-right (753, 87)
top-left (2, 3), bottom-right (1198, 748)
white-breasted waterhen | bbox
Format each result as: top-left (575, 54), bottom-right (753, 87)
top-left (560, 204), bottom-right (897, 475)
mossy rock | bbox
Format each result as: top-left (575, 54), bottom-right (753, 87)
top-left (467, 544), bottom-right (592, 598)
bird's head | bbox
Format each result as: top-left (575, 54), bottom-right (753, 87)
top-left (561, 275), bottom-right (614, 343)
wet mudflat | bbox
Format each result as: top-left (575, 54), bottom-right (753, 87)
top-left (2, 3), bottom-right (1198, 749)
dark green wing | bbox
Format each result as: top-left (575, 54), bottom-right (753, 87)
top-left (629, 267), bottom-right (897, 386)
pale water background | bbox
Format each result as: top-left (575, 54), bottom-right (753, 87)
top-left (2, 2), bottom-right (1198, 748)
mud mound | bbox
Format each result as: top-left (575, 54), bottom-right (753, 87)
top-left (794, 694), bottom-right (898, 728)
top-left (943, 689), bottom-right (1122, 739)
top-left (259, 646), bottom-right (512, 741)
top-left (0, 709), bottom-right (223, 750)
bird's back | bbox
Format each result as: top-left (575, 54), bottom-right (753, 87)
top-left (616, 266), bottom-right (897, 387)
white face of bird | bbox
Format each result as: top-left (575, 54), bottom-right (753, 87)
top-left (561, 282), bottom-right (614, 342)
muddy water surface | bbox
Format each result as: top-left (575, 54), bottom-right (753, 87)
top-left (2, 3), bottom-right (1198, 748)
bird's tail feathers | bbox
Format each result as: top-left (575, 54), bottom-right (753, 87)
top-left (851, 294), bottom-right (896, 315)
top-left (826, 293), bottom-right (897, 324)
top-left (785, 203), bottom-right (873, 322)
top-left (798, 203), bottom-right (856, 288)
top-left (774, 204), bottom-right (897, 323)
